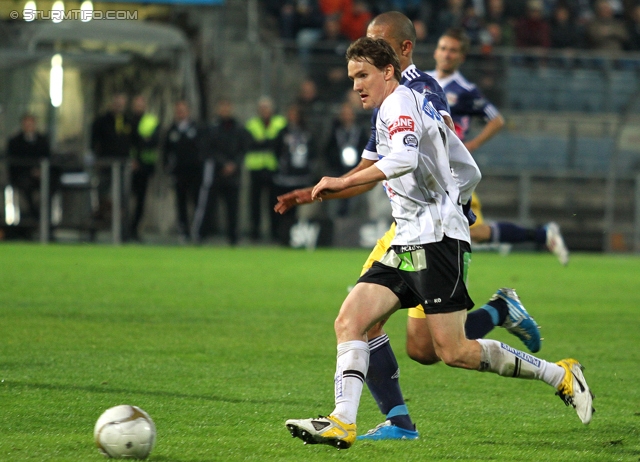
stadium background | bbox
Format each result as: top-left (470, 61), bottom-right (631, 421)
top-left (0, 0), bottom-right (639, 253)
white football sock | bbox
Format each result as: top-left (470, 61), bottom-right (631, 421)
top-left (332, 340), bottom-right (369, 424)
top-left (476, 339), bottom-right (565, 388)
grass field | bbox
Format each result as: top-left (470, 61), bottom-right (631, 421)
top-left (1, 243), bottom-right (639, 461)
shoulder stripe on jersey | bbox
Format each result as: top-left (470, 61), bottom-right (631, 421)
top-left (452, 74), bottom-right (476, 92)
top-left (484, 104), bottom-right (501, 120)
top-left (404, 68), bottom-right (420, 81)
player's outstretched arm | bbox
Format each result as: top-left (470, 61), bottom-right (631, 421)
top-left (274, 158), bottom-right (378, 214)
top-left (274, 188), bottom-right (313, 214)
top-left (312, 165), bottom-right (386, 201)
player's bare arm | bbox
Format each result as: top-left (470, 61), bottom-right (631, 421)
top-left (274, 158), bottom-right (376, 213)
top-left (464, 114), bottom-right (504, 152)
top-left (311, 164), bottom-right (386, 201)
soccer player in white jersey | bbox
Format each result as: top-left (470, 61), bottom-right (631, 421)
top-left (277, 11), bottom-right (542, 442)
top-left (430, 28), bottom-right (569, 265)
top-left (284, 37), bottom-right (594, 450)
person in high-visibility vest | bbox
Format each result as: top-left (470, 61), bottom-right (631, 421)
top-left (244, 96), bottom-right (287, 241)
top-left (129, 95), bottom-right (160, 241)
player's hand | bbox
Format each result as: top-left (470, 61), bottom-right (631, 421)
top-left (274, 188), bottom-right (313, 214)
top-left (311, 177), bottom-right (346, 201)
top-left (443, 114), bottom-right (455, 132)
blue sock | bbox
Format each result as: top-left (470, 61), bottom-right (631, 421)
top-left (365, 335), bottom-right (414, 430)
top-left (464, 298), bottom-right (508, 339)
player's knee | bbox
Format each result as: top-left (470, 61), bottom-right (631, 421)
top-left (433, 345), bottom-right (467, 368)
top-left (407, 349), bottom-right (440, 365)
top-left (406, 341), bottom-right (440, 365)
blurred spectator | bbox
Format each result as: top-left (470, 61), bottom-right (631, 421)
top-left (296, 78), bottom-right (324, 113)
top-left (340, 0), bottom-right (373, 40)
top-left (278, 0), bottom-right (325, 42)
top-left (91, 93), bottom-right (132, 160)
top-left (626, 4), bottom-right (640, 50)
top-left (461, 4), bottom-right (486, 45)
top-left (324, 102), bottom-right (368, 217)
top-left (585, 0), bottom-right (629, 50)
top-left (90, 93), bottom-right (133, 220)
top-left (272, 104), bottom-right (317, 245)
top-left (6, 113), bottom-right (51, 220)
top-left (204, 100), bottom-right (246, 246)
top-left (515, 0), bottom-right (551, 48)
top-left (244, 96), bottom-right (288, 241)
top-left (430, 0), bottom-right (466, 43)
top-left (163, 100), bottom-right (205, 243)
top-left (295, 78), bottom-right (327, 145)
top-left (311, 15), bottom-right (352, 103)
top-left (485, 0), bottom-right (515, 46)
top-left (550, 4), bottom-right (583, 48)
top-left (129, 95), bottom-right (160, 242)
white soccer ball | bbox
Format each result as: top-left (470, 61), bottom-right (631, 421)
top-left (94, 405), bottom-right (156, 459)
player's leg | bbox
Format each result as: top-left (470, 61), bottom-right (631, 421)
top-left (360, 224), bottom-right (419, 439)
top-left (425, 311), bottom-right (594, 425)
top-left (286, 281), bottom-right (400, 448)
top-left (469, 192), bottom-right (569, 265)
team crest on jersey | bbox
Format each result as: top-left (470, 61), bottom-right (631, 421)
top-left (389, 116), bottom-right (415, 137)
top-left (403, 134), bottom-right (418, 148)
top-left (446, 92), bottom-right (458, 106)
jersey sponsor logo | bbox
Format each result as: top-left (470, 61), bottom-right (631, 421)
top-left (389, 115), bottom-right (415, 137)
top-left (421, 99), bottom-right (442, 121)
top-left (500, 343), bottom-right (541, 367)
top-left (403, 134), bottom-right (418, 148)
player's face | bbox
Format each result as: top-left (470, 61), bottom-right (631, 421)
top-left (434, 36), bottom-right (465, 74)
top-left (348, 58), bottom-right (389, 110)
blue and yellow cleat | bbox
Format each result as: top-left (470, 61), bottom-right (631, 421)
top-left (285, 415), bottom-right (356, 449)
top-left (494, 288), bottom-right (542, 353)
top-left (356, 420), bottom-right (419, 441)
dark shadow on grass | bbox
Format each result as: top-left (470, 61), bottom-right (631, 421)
top-left (2, 380), bottom-right (309, 407)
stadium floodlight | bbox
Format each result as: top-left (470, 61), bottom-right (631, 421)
top-left (50, 54), bottom-right (63, 108)
top-left (80, 0), bottom-right (93, 22)
top-left (23, 1), bottom-right (37, 22)
top-left (52, 0), bottom-right (64, 23)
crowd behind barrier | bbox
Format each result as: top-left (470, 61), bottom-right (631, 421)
top-left (2, 1), bottom-right (640, 250)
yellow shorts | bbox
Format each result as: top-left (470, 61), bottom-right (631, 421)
top-left (469, 191), bottom-right (484, 229)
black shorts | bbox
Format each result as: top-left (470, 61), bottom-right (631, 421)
top-left (357, 236), bottom-right (474, 314)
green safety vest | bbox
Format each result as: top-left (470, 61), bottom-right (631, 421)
top-left (136, 113), bottom-right (159, 165)
top-left (244, 115), bottom-right (287, 171)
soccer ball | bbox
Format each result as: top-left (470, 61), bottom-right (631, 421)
top-left (94, 405), bottom-right (156, 459)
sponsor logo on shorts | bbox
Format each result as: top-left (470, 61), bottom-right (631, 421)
top-left (389, 115), bottom-right (414, 137)
top-left (398, 245), bottom-right (423, 252)
top-left (403, 134), bottom-right (418, 147)
top-left (500, 343), bottom-right (541, 367)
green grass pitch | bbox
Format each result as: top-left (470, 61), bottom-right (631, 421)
top-left (1, 243), bottom-right (639, 461)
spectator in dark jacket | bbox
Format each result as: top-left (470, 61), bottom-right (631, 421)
top-left (6, 113), bottom-right (51, 220)
top-left (163, 100), bottom-right (205, 242)
top-left (204, 100), bottom-right (247, 246)
top-left (515, 0), bottom-right (551, 48)
top-left (272, 104), bottom-right (317, 245)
